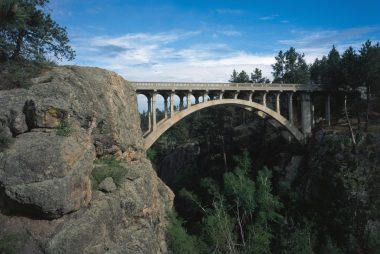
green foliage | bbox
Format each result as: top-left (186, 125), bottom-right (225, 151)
top-left (175, 152), bottom-right (283, 254)
top-left (287, 224), bottom-right (315, 254)
top-left (0, 59), bottom-right (51, 90)
top-left (0, 125), bottom-right (12, 151)
top-left (56, 120), bottom-right (71, 137)
top-left (146, 148), bottom-right (157, 161)
top-left (202, 197), bottom-right (237, 253)
top-left (0, 233), bottom-right (22, 254)
top-left (272, 47), bottom-right (309, 84)
top-left (0, 0), bottom-right (75, 62)
top-left (230, 69), bottom-right (250, 83)
top-left (230, 68), bottom-right (270, 83)
top-left (166, 212), bottom-right (204, 254)
top-left (224, 152), bottom-right (256, 212)
top-left (92, 156), bottom-right (128, 188)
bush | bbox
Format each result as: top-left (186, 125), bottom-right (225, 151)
top-left (166, 212), bottom-right (204, 254)
top-left (92, 156), bottom-right (129, 188)
top-left (56, 121), bottom-right (71, 137)
top-left (0, 234), bottom-right (22, 254)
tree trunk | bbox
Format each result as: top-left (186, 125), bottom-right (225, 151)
top-left (221, 135), bottom-right (228, 172)
top-left (356, 96), bottom-right (361, 130)
top-left (365, 83), bottom-right (370, 131)
top-left (344, 95), bottom-right (357, 149)
top-left (11, 29), bottom-right (26, 60)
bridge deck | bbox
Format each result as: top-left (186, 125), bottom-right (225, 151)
top-left (131, 81), bottom-right (321, 92)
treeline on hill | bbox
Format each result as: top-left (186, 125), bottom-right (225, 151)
top-left (229, 43), bottom-right (380, 130)
top-left (144, 41), bottom-right (380, 254)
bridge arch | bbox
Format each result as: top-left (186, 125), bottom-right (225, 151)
top-left (143, 98), bottom-right (304, 149)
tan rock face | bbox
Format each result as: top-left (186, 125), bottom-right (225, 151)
top-left (0, 130), bottom-right (94, 219)
top-left (0, 66), bottom-right (174, 253)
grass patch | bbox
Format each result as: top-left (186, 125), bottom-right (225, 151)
top-left (0, 233), bottom-right (23, 254)
top-left (92, 156), bottom-right (129, 188)
top-left (0, 60), bottom-right (53, 90)
top-left (0, 125), bottom-right (12, 152)
top-left (56, 121), bottom-right (71, 137)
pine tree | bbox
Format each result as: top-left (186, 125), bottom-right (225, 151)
top-left (272, 47), bottom-right (309, 84)
top-left (251, 68), bottom-right (266, 83)
top-left (0, 0), bottom-right (75, 62)
top-left (272, 50), bottom-right (285, 83)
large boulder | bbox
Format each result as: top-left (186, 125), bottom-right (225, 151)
top-left (0, 130), bottom-right (94, 219)
top-left (45, 159), bottom-right (174, 254)
top-left (0, 66), bottom-right (143, 153)
top-left (0, 65), bottom-right (174, 253)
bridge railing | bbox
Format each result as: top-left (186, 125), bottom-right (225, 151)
top-left (131, 82), bottom-right (319, 91)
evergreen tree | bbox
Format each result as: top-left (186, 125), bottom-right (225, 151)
top-left (272, 47), bottom-right (309, 84)
top-left (251, 68), bottom-right (266, 83)
top-left (229, 69), bottom-right (238, 83)
top-left (340, 47), bottom-right (360, 90)
top-left (272, 50), bottom-right (285, 83)
top-left (326, 45), bottom-right (342, 89)
top-left (0, 0), bottom-right (75, 62)
top-left (359, 40), bottom-right (380, 129)
top-left (230, 70), bottom-right (250, 83)
top-left (310, 56), bottom-right (328, 84)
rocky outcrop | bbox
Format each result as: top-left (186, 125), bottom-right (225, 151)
top-left (0, 66), bottom-right (174, 253)
top-left (0, 130), bottom-right (94, 219)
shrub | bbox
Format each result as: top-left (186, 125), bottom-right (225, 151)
top-left (56, 121), bottom-right (71, 137)
top-left (92, 156), bottom-right (129, 188)
top-left (0, 234), bottom-right (22, 254)
top-left (166, 212), bottom-right (204, 254)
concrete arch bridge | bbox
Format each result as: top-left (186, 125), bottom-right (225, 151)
top-left (132, 82), bottom-right (331, 149)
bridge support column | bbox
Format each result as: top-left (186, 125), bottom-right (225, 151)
top-left (249, 92), bottom-right (253, 102)
top-left (152, 93), bottom-right (157, 130)
top-left (219, 91), bottom-right (224, 100)
top-left (164, 96), bottom-right (168, 118)
top-left (187, 92), bottom-right (192, 108)
top-left (288, 93), bottom-right (293, 124)
top-left (301, 93), bottom-right (312, 137)
top-left (234, 91), bottom-right (239, 99)
top-left (325, 94), bottom-right (331, 126)
top-left (195, 96), bottom-right (199, 104)
top-left (170, 92), bottom-right (175, 117)
top-left (203, 92), bottom-right (208, 102)
top-left (262, 92), bottom-right (267, 107)
top-left (276, 93), bottom-right (281, 113)
top-left (179, 96), bottom-right (184, 110)
top-left (147, 94), bottom-right (152, 132)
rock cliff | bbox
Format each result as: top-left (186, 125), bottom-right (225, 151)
top-left (0, 66), bottom-right (174, 253)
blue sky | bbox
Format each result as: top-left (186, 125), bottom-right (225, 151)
top-left (48, 0), bottom-right (380, 82)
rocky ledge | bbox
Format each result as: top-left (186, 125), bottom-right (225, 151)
top-left (0, 66), bottom-right (174, 253)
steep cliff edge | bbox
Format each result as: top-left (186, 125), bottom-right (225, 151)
top-left (0, 66), bottom-right (174, 253)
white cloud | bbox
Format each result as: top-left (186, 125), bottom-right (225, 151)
top-left (279, 27), bottom-right (378, 48)
top-left (217, 30), bottom-right (241, 36)
top-left (72, 30), bottom-right (276, 82)
top-left (215, 9), bottom-right (245, 15)
top-left (277, 27), bottom-right (380, 62)
top-left (258, 15), bottom-right (279, 21)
